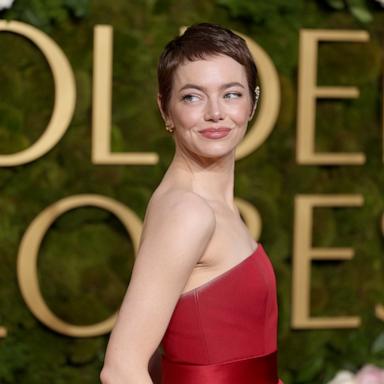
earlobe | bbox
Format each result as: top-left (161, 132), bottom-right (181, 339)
top-left (157, 93), bottom-right (175, 133)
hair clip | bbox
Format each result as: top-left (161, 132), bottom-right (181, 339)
top-left (254, 86), bottom-right (260, 102)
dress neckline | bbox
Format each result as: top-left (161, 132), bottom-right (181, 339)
top-left (179, 243), bottom-right (263, 298)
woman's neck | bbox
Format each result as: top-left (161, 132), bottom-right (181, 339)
top-left (163, 147), bottom-right (236, 205)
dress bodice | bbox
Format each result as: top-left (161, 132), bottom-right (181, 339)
top-left (160, 243), bottom-right (282, 383)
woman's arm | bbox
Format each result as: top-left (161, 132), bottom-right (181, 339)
top-left (100, 191), bottom-right (215, 384)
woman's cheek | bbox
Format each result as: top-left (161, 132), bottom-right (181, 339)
top-left (179, 108), bottom-right (202, 128)
top-left (172, 105), bottom-right (199, 128)
top-left (231, 107), bottom-right (250, 126)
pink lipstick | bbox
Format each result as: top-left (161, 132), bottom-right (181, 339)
top-left (198, 127), bottom-right (231, 139)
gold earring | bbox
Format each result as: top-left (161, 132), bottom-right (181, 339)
top-left (165, 121), bottom-right (174, 133)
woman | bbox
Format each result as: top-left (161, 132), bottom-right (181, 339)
top-left (100, 23), bottom-right (281, 384)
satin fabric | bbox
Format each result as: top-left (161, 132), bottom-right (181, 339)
top-left (161, 350), bottom-right (279, 384)
top-left (160, 243), bottom-right (282, 383)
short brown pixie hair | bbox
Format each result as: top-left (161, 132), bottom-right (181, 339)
top-left (157, 23), bottom-right (258, 115)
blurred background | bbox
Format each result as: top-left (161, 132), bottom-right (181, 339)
top-left (0, 0), bottom-right (384, 383)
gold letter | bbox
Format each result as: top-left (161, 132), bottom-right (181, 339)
top-left (375, 215), bottom-right (384, 321)
top-left (235, 197), bottom-right (262, 240)
top-left (292, 194), bottom-right (363, 328)
top-left (297, 29), bottom-right (369, 165)
top-left (376, 305), bottom-right (384, 321)
top-left (17, 195), bottom-right (142, 337)
top-left (382, 72), bottom-right (384, 163)
top-left (0, 327), bottom-right (6, 338)
top-left (235, 31), bottom-right (280, 160)
top-left (92, 25), bottom-right (159, 164)
top-left (0, 21), bottom-right (75, 166)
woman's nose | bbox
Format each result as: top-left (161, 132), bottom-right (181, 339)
top-left (204, 98), bottom-right (224, 121)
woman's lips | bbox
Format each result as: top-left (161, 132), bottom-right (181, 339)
top-left (198, 127), bottom-right (231, 139)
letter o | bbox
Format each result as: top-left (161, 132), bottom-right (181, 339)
top-left (235, 31), bottom-right (281, 160)
top-left (17, 195), bottom-right (142, 337)
top-left (0, 20), bottom-right (76, 166)
top-left (235, 197), bottom-right (262, 239)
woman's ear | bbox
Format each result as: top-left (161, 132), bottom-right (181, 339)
top-left (157, 93), bottom-right (174, 126)
top-left (157, 93), bottom-right (167, 122)
top-left (157, 93), bottom-right (175, 133)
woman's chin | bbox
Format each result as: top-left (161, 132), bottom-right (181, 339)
top-left (193, 146), bottom-right (237, 162)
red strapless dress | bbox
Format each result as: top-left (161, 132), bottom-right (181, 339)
top-left (160, 243), bottom-right (282, 383)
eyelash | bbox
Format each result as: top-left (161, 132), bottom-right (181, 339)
top-left (181, 94), bottom-right (199, 103)
top-left (181, 92), bottom-right (242, 103)
top-left (224, 92), bottom-right (242, 99)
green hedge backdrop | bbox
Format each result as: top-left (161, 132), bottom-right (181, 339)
top-left (1, 0), bottom-right (384, 383)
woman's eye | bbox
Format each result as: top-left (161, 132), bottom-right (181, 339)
top-left (182, 94), bottom-right (200, 103)
top-left (224, 92), bottom-right (242, 99)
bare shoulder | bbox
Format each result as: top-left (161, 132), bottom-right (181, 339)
top-left (101, 191), bottom-right (216, 376)
top-left (141, 190), bottom-right (216, 258)
top-left (146, 189), bottom-right (215, 232)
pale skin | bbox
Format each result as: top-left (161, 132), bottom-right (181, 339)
top-left (100, 54), bottom-right (259, 384)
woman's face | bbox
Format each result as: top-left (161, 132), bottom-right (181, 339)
top-left (163, 54), bottom-right (254, 161)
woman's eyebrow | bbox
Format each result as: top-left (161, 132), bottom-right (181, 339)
top-left (222, 82), bottom-right (245, 90)
top-left (178, 82), bottom-right (245, 92)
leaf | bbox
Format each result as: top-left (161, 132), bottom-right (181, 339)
top-left (350, 5), bottom-right (373, 22)
top-left (372, 332), bottom-right (384, 354)
top-left (324, 0), bottom-right (346, 10)
top-left (63, 0), bottom-right (90, 18)
top-left (296, 355), bottom-right (325, 382)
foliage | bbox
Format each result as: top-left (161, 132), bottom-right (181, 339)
top-left (319, 0), bottom-right (384, 23)
top-left (0, 0), bottom-right (90, 30)
top-left (0, 0), bottom-right (384, 383)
